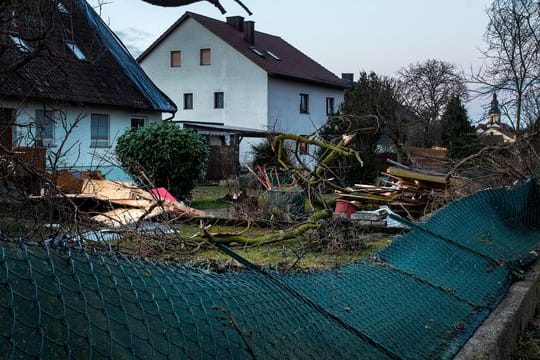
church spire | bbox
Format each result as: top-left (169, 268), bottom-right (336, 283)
top-left (487, 92), bottom-right (501, 125)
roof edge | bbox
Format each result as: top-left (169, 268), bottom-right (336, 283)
top-left (137, 12), bottom-right (193, 63)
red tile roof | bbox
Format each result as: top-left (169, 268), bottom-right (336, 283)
top-left (138, 12), bottom-right (347, 89)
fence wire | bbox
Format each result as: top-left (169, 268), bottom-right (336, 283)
top-left (1, 180), bottom-right (540, 359)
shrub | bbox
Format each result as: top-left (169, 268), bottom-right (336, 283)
top-left (116, 122), bottom-right (209, 200)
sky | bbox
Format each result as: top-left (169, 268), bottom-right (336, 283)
top-left (89, 0), bottom-right (494, 120)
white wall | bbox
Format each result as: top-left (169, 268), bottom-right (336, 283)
top-left (0, 99), bottom-right (161, 169)
top-left (267, 77), bottom-right (345, 135)
top-left (140, 18), bottom-right (269, 130)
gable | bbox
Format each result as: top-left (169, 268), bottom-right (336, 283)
top-left (138, 12), bottom-right (347, 89)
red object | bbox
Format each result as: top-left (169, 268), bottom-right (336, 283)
top-left (334, 200), bottom-right (358, 218)
top-left (150, 188), bottom-right (179, 203)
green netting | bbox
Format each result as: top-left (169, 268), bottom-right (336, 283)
top-left (1, 180), bottom-right (540, 359)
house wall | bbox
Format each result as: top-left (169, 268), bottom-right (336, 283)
top-left (267, 77), bottom-right (344, 135)
top-left (139, 18), bottom-right (269, 131)
top-left (0, 99), bottom-right (161, 169)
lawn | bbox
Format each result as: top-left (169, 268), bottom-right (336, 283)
top-left (190, 185), bottom-right (231, 209)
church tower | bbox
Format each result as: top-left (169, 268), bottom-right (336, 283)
top-left (487, 92), bottom-right (501, 125)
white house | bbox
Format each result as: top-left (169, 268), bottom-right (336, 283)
top-left (0, 0), bottom-right (176, 177)
top-left (138, 12), bottom-right (347, 165)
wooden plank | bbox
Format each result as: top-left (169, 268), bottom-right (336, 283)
top-left (92, 207), bottom-right (167, 227)
top-left (386, 166), bottom-right (448, 184)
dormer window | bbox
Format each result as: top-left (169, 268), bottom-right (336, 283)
top-left (56, 1), bottom-right (69, 14)
top-left (266, 50), bottom-right (281, 61)
top-left (10, 35), bottom-right (32, 54)
top-left (66, 41), bottom-right (87, 61)
top-left (249, 47), bottom-right (265, 58)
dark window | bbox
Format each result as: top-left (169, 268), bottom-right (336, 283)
top-left (300, 93), bottom-right (309, 114)
top-left (299, 140), bottom-right (309, 154)
top-left (35, 110), bottom-right (54, 146)
top-left (200, 48), bottom-right (211, 65)
top-left (170, 50), bottom-right (181, 67)
top-left (184, 93), bottom-right (193, 109)
top-left (131, 117), bottom-right (145, 129)
top-left (326, 97), bottom-right (335, 115)
top-left (214, 92), bottom-right (224, 109)
top-left (91, 113), bottom-right (109, 147)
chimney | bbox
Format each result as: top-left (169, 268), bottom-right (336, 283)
top-left (341, 73), bottom-right (354, 83)
top-left (244, 20), bottom-right (255, 45)
top-left (341, 73), bottom-right (354, 86)
top-left (226, 16), bottom-right (244, 32)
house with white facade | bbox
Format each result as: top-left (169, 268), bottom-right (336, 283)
top-left (0, 0), bottom-right (176, 175)
top-left (137, 12), bottom-right (347, 166)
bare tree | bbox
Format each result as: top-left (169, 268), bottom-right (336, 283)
top-left (475, 0), bottom-right (540, 134)
top-left (399, 59), bottom-right (468, 147)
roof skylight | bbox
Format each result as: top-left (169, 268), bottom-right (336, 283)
top-left (66, 41), bottom-right (87, 61)
top-left (266, 50), bottom-right (281, 61)
top-left (10, 35), bottom-right (32, 54)
top-left (56, 1), bottom-right (69, 14)
top-left (249, 47), bottom-right (265, 58)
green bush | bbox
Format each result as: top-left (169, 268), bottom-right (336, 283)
top-left (115, 122), bottom-right (209, 200)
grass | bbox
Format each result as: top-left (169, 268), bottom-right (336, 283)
top-left (190, 185), bottom-right (232, 209)
top-left (161, 223), bottom-right (392, 270)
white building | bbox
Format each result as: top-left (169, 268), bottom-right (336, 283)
top-left (138, 12), bottom-right (347, 165)
top-left (0, 0), bottom-right (176, 176)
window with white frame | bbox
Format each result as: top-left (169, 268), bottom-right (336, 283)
top-left (35, 109), bottom-right (54, 146)
top-left (91, 113), bottom-right (109, 147)
top-left (131, 117), bottom-right (145, 129)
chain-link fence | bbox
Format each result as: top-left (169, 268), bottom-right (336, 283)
top-left (1, 180), bottom-right (539, 359)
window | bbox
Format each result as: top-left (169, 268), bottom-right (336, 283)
top-left (214, 92), bottom-right (224, 109)
top-left (326, 97), bottom-right (335, 115)
top-left (249, 47), bottom-right (265, 57)
top-left (35, 110), bottom-right (54, 146)
top-left (56, 1), bottom-right (69, 14)
top-left (91, 113), bottom-right (109, 147)
top-left (10, 35), bottom-right (32, 54)
top-left (300, 93), bottom-right (309, 114)
top-left (299, 140), bottom-right (309, 154)
top-left (66, 41), bottom-right (87, 61)
top-left (170, 50), bottom-right (181, 67)
top-left (266, 50), bottom-right (281, 61)
top-left (183, 93), bottom-right (193, 110)
top-left (131, 117), bottom-right (145, 129)
top-left (200, 48), bottom-right (211, 65)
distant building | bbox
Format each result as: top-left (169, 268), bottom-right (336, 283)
top-left (476, 93), bottom-right (516, 144)
top-left (138, 12), bottom-right (348, 166)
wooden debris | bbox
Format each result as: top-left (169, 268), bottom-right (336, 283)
top-left (337, 159), bottom-right (452, 218)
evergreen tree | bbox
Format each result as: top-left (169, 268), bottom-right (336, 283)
top-left (441, 96), bottom-right (480, 159)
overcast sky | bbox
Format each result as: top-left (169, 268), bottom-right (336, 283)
top-left (89, 0), bottom-right (493, 120)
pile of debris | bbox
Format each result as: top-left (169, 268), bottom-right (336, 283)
top-left (37, 170), bottom-right (206, 227)
top-left (335, 147), bottom-right (452, 219)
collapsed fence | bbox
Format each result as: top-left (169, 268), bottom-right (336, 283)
top-left (1, 180), bottom-right (540, 359)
